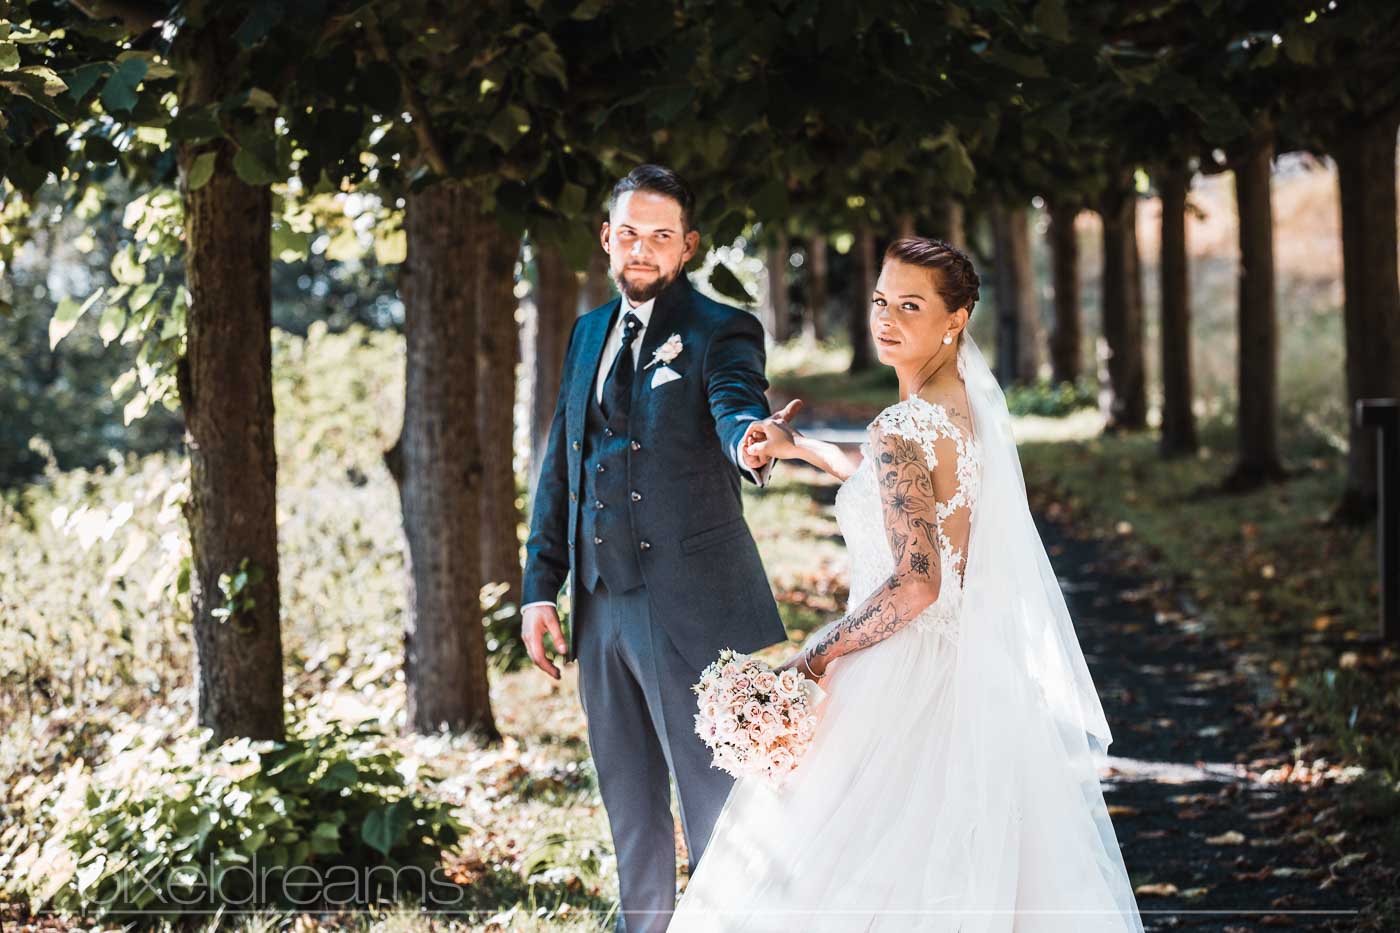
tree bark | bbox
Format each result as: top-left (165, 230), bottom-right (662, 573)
top-left (531, 241), bottom-right (578, 499)
top-left (897, 211), bottom-right (916, 238)
top-left (174, 20), bottom-right (284, 744)
top-left (1158, 169), bottom-right (1198, 457)
top-left (1225, 119), bottom-right (1286, 489)
top-left (850, 224), bottom-right (877, 373)
top-left (1331, 110), bottom-right (1400, 521)
top-left (765, 231), bottom-right (792, 343)
top-left (1047, 200), bottom-right (1082, 385)
top-left (1099, 175), bottom-right (1148, 430)
top-left (389, 179), bottom-right (500, 740)
top-left (930, 197), bottom-right (965, 248)
top-left (584, 247), bottom-right (613, 309)
top-left (478, 228), bottom-right (522, 626)
top-left (990, 202), bottom-right (1042, 385)
top-left (806, 233), bottom-right (829, 343)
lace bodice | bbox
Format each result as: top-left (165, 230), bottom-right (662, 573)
top-left (833, 395), bottom-right (982, 643)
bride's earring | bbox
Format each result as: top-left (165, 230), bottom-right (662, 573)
top-left (942, 333), bottom-right (953, 345)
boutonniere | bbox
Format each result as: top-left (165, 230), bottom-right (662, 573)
top-left (643, 333), bottom-right (684, 370)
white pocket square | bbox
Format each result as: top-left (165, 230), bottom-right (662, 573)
top-left (650, 365), bottom-right (682, 388)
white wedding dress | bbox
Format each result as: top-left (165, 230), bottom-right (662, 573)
top-left (667, 348), bottom-right (1144, 932)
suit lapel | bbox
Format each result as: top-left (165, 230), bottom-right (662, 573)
top-left (631, 272), bottom-right (691, 410)
top-left (569, 297), bottom-right (620, 432)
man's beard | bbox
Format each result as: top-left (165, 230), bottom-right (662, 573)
top-left (614, 263), bottom-right (677, 304)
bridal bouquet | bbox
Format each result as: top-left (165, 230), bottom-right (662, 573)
top-left (691, 649), bottom-right (827, 791)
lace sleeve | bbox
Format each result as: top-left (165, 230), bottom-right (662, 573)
top-left (800, 414), bottom-right (945, 673)
top-left (874, 398), bottom-right (976, 586)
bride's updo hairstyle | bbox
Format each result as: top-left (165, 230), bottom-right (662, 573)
top-left (882, 236), bottom-right (980, 346)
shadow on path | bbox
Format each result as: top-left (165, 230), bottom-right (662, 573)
top-left (1037, 510), bottom-right (1365, 931)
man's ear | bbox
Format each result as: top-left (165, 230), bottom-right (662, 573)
top-left (682, 229), bottom-right (701, 263)
top-left (599, 222), bottom-right (611, 254)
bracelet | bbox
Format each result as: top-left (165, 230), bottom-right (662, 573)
top-left (798, 652), bottom-right (819, 679)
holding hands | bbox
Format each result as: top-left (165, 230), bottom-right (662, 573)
top-left (740, 398), bottom-right (805, 470)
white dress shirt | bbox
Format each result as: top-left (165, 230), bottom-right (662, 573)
top-left (522, 292), bottom-right (774, 615)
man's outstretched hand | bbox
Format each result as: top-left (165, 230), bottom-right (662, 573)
top-left (523, 604), bottom-right (568, 680)
top-left (740, 398), bottom-right (805, 470)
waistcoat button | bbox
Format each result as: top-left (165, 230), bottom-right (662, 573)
top-left (630, 491), bottom-right (642, 502)
top-left (639, 540), bottom-right (651, 551)
top-left (630, 440), bottom-right (641, 451)
top-left (594, 536), bottom-right (604, 545)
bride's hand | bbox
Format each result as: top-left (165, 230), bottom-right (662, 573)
top-left (775, 650), bottom-right (825, 683)
top-left (745, 417), bottom-right (801, 462)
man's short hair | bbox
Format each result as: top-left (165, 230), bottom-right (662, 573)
top-left (609, 163), bottom-right (696, 232)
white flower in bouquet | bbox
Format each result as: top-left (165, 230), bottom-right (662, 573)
top-left (691, 648), bottom-right (826, 791)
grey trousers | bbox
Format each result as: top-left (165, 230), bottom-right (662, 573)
top-left (574, 579), bottom-right (737, 933)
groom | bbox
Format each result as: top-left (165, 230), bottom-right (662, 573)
top-left (521, 163), bottom-right (792, 932)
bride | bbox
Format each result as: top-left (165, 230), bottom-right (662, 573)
top-left (666, 237), bottom-right (1145, 931)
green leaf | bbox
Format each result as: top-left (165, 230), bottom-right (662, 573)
top-left (98, 302), bottom-right (126, 346)
top-left (557, 182), bottom-right (586, 217)
top-left (62, 62), bottom-right (108, 102)
top-left (485, 105), bottom-right (531, 150)
top-left (188, 151), bottom-right (217, 190)
top-left (0, 42), bottom-right (19, 71)
top-left (1032, 0), bottom-right (1071, 42)
top-left (243, 87), bottom-right (278, 111)
top-left (168, 106), bottom-right (225, 143)
top-left (111, 248), bottom-right (143, 286)
top-left (49, 288), bottom-right (105, 349)
top-left (233, 147), bottom-right (278, 186)
top-left (100, 56), bottom-right (147, 114)
top-left (708, 262), bottom-right (753, 304)
top-left (361, 800), bottom-right (414, 856)
top-left (234, 1), bottom-right (285, 48)
top-left (129, 279), bottom-right (160, 312)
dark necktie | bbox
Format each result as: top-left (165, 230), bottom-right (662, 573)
top-left (601, 311), bottom-right (643, 420)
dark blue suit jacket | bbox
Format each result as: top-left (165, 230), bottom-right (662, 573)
top-left (522, 271), bottom-right (789, 671)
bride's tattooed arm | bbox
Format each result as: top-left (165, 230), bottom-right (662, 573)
top-left (800, 424), bottom-right (943, 675)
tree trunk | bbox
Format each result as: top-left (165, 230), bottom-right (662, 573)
top-left (1225, 120), bottom-right (1286, 489)
top-left (1332, 110), bottom-right (1400, 521)
top-left (584, 248), bottom-right (613, 309)
top-left (1158, 169), bottom-right (1198, 457)
top-left (850, 224), bottom-right (877, 373)
top-left (990, 202), bottom-right (1042, 385)
top-left (531, 241), bottom-right (578, 499)
top-left (931, 197), bottom-right (965, 248)
top-left (478, 229), bottom-right (522, 626)
top-left (1099, 174), bottom-right (1148, 431)
top-left (897, 211), bottom-right (916, 239)
top-left (389, 179), bottom-right (500, 740)
top-left (174, 21), bottom-right (284, 744)
top-left (1047, 200), bottom-right (1082, 385)
top-left (765, 231), bottom-right (792, 342)
top-left (806, 234), bottom-right (829, 342)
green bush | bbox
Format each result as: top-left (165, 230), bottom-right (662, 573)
top-left (40, 702), bottom-right (470, 922)
top-left (1003, 375), bottom-right (1098, 418)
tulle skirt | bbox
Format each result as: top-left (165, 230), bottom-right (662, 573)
top-left (667, 620), bottom-right (1142, 932)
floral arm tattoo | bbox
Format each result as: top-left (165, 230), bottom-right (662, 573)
top-left (801, 424), bottom-right (944, 673)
